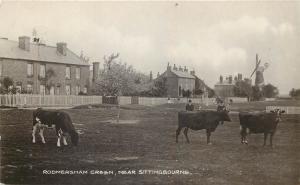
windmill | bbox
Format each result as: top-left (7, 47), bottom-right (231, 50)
top-left (250, 53), bottom-right (269, 88)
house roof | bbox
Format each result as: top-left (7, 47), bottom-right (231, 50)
top-left (0, 38), bottom-right (89, 66)
top-left (170, 69), bottom-right (195, 79)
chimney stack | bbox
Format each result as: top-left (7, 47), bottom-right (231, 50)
top-left (93, 62), bottom-right (100, 81)
top-left (238, 73), bottom-right (242, 81)
top-left (157, 72), bottom-right (160, 78)
top-left (220, 75), bottom-right (223, 83)
top-left (19, 36), bottom-right (30, 51)
top-left (229, 75), bottom-right (233, 84)
top-left (173, 64), bottom-right (177, 71)
top-left (184, 66), bottom-right (188, 72)
top-left (150, 71), bottom-right (153, 81)
top-left (190, 70), bottom-right (195, 76)
top-left (234, 76), bottom-right (238, 81)
top-left (57, 42), bottom-right (67, 56)
top-left (167, 62), bottom-right (171, 71)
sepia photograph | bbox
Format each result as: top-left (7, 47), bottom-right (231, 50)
top-left (0, 1), bottom-right (299, 184)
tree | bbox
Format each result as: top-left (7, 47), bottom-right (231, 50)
top-left (262, 83), bottom-right (279, 98)
top-left (234, 80), bottom-right (253, 100)
top-left (151, 77), bottom-right (167, 97)
top-left (2, 77), bottom-right (13, 90)
top-left (0, 77), bottom-right (14, 94)
top-left (252, 86), bottom-right (263, 101)
top-left (182, 89), bottom-right (192, 98)
top-left (94, 53), bottom-right (151, 96)
top-left (289, 88), bottom-right (300, 99)
top-left (194, 89), bottom-right (203, 96)
top-left (207, 88), bottom-right (215, 98)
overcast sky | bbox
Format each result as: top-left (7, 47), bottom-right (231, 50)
top-left (0, 1), bottom-right (299, 94)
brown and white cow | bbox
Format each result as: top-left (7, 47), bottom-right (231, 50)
top-left (239, 109), bottom-right (285, 147)
top-left (32, 108), bottom-right (79, 147)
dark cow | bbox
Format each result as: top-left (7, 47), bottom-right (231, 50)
top-left (32, 108), bottom-right (79, 147)
top-left (239, 109), bottom-right (285, 146)
top-left (176, 110), bottom-right (231, 144)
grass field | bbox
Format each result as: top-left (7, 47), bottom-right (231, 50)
top-left (0, 100), bottom-right (299, 185)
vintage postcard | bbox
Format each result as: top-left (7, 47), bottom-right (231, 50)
top-left (0, 1), bottom-right (299, 185)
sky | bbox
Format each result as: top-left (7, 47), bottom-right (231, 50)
top-left (0, 1), bottom-right (299, 94)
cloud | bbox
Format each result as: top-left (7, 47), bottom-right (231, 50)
top-left (163, 15), bottom-right (297, 91)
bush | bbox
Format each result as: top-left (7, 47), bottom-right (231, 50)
top-left (289, 88), bottom-right (300, 99)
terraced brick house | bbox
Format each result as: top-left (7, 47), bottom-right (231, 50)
top-left (0, 36), bottom-right (90, 95)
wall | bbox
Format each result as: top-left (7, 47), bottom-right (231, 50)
top-left (0, 58), bottom-right (89, 95)
top-left (214, 84), bottom-right (235, 97)
top-left (178, 78), bottom-right (195, 95)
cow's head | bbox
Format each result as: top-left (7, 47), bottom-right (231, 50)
top-left (33, 108), bottom-right (43, 125)
top-left (270, 109), bottom-right (285, 122)
top-left (219, 110), bottom-right (231, 122)
top-left (70, 131), bottom-right (79, 146)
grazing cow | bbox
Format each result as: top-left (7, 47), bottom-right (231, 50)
top-left (32, 108), bottom-right (79, 147)
top-left (239, 109), bottom-right (285, 146)
top-left (176, 110), bottom-right (231, 144)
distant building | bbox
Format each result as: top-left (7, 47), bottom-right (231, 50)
top-left (158, 63), bottom-right (195, 97)
top-left (0, 36), bottom-right (90, 95)
top-left (214, 73), bottom-right (244, 97)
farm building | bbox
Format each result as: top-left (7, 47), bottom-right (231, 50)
top-left (0, 36), bottom-right (90, 95)
top-left (214, 73), bottom-right (249, 97)
top-left (158, 63), bottom-right (195, 98)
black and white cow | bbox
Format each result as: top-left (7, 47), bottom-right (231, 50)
top-left (32, 108), bottom-right (79, 147)
top-left (176, 110), bottom-right (231, 144)
top-left (239, 109), bottom-right (285, 146)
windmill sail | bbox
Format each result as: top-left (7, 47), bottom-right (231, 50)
top-left (250, 54), bottom-right (261, 78)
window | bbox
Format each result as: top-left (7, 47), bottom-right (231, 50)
top-left (40, 64), bottom-right (46, 78)
top-left (40, 85), bottom-right (45, 95)
top-left (50, 86), bottom-right (55, 95)
top-left (75, 67), bottom-right (80, 79)
top-left (27, 84), bottom-right (33, 94)
top-left (65, 85), bottom-right (71, 95)
top-left (65, 66), bottom-right (71, 79)
top-left (179, 86), bottom-right (182, 96)
top-left (83, 87), bottom-right (87, 94)
top-left (56, 86), bottom-right (60, 95)
top-left (27, 63), bottom-right (33, 77)
top-left (75, 85), bottom-right (80, 95)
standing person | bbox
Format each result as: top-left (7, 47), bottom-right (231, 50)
top-left (217, 100), bottom-right (226, 112)
top-left (186, 99), bottom-right (194, 111)
top-left (217, 100), bottom-right (226, 124)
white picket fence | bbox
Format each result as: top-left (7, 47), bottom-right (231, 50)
top-left (0, 94), bottom-right (249, 108)
top-left (266, 106), bottom-right (300, 114)
top-left (0, 94), bottom-right (102, 107)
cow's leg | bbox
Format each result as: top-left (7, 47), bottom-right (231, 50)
top-left (62, 134), bottom-right (68, 146)
top-left (263, 133), bottom-right (268, 146)
top-left (56, 129), bottom-right (63, 147)
top-left (183, 128), bottom-right (190, 143)
top-left (176, 127), bottom-right (182, 143)
top-left (270, 132), bottom-right (274, 147)
top-left (32, 125), bottom-right (37, 143)
top-left (39, 128), bottom-right (46, 144)
top-left (240, 126), bottom-right (247, 144)
top-left (206, 130), bottom-right (212, 145)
